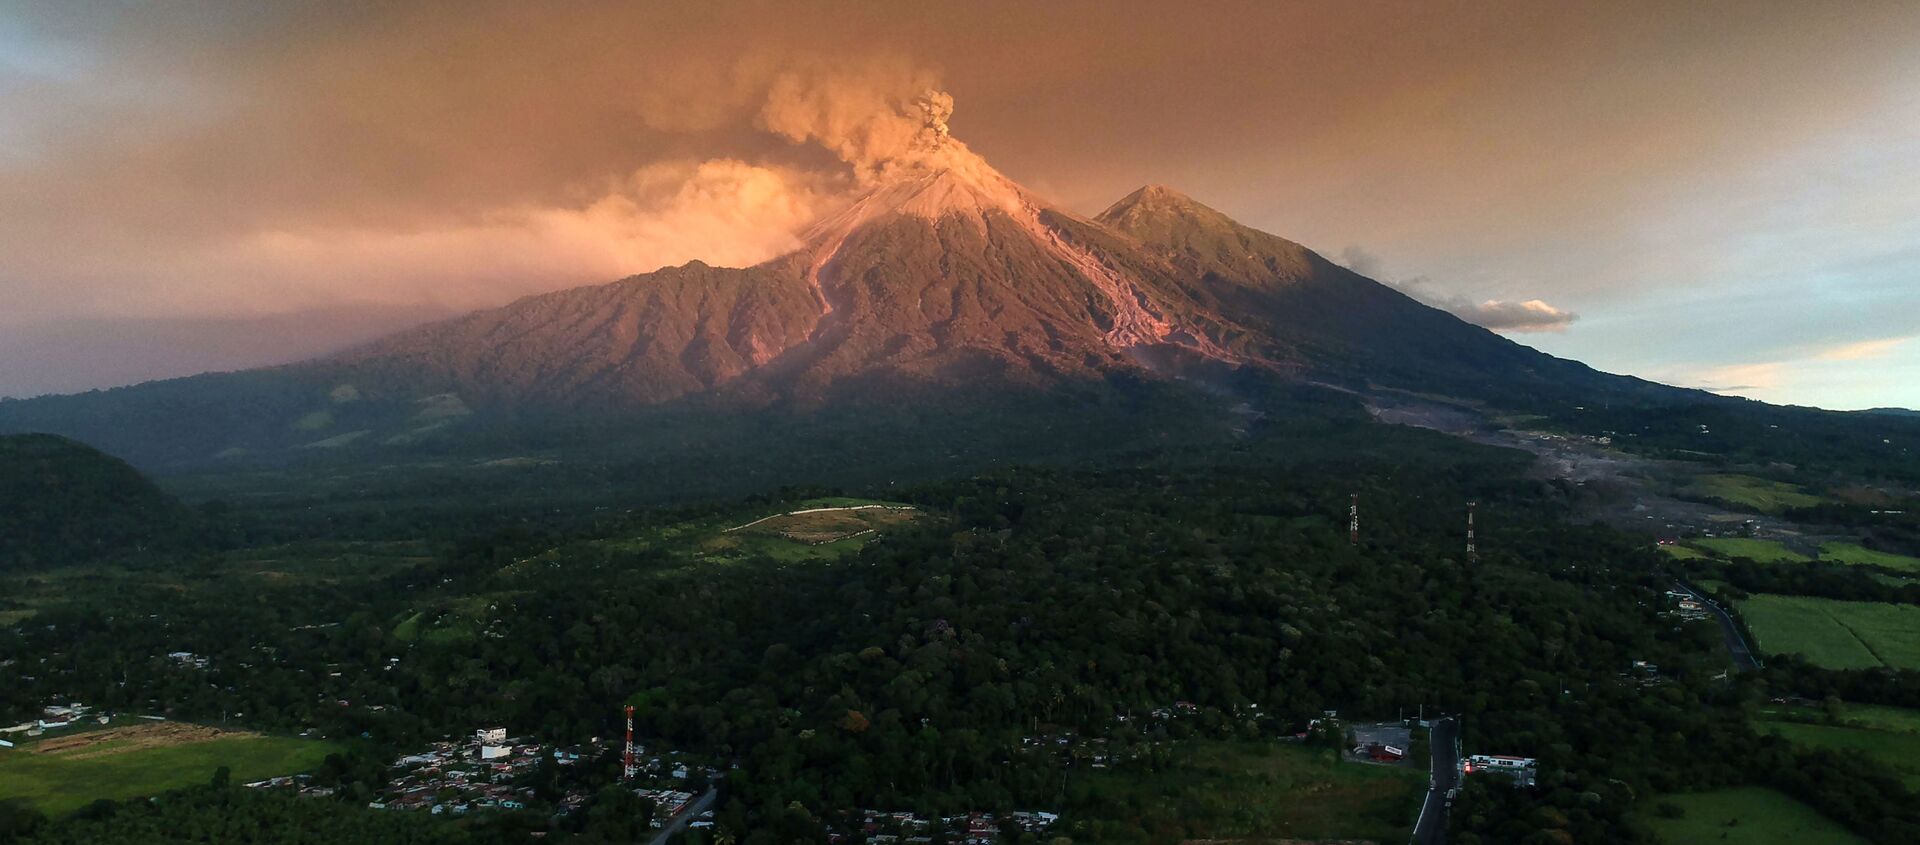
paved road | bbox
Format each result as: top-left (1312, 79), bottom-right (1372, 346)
top-left (1673, 581), bottom-right (1762, 672)
top-left (645, 786), bottom-right (719, 845)
top-left (1411, 717), bottom-right (1459, 845)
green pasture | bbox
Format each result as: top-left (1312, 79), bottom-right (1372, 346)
top-left (0, 731), bottom-right (336, 817)
top-left (1643, 787), bottom-right (1865, 845)
top-left (1738, 594), bottom-right (1920, 670)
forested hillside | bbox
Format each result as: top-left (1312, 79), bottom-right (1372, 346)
top-left (10, 416), bottom-right (1918, 843)
top-left (0, 434), bottom-right (191, 570)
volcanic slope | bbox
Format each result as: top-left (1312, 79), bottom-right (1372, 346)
top-left (0, 121), bottom-right (1678, 468)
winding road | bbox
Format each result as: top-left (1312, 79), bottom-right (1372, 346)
top-left (1672, 580), bottom-right (1762, 672)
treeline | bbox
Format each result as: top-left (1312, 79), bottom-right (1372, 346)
top-left (10, 415), bottom-right (1920, 842)
top-left (1707, 560), bottom-right (1920, 606)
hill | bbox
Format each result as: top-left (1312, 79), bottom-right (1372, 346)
top-left (0, 434), bottom-right (190, 570)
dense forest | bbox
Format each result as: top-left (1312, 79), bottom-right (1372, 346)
top-left (0, 434), bottom-right (195, 571)
top-left (6, 415), bottom-right (1920, 843)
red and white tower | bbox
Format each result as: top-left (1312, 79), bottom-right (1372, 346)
top-left (622, 705), bottom-right (637, 779)
top-left (1349, 494), bottom-right (1359, 545)
top-left (1466, 502), bottom-right (1478, 561)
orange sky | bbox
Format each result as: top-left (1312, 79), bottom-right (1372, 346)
top-left (3, 1), bottom-right (1918, 407)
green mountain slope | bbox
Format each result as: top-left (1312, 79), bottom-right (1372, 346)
top-left (0, 434), bottom-right (189, 569)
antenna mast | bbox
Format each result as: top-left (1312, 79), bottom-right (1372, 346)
top-left (1466, 502), bottom-right (1478, 561)
top-left (623, 705), bottom-right (637, 779)
top-left (1349, 494), bottom-right (1359, 545)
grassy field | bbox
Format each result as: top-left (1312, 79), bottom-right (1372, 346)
top-left (1739, 594), bottom-right (1920, 670)
top-left (1659, 544), bottom-right (1709, 561)
top-left (1756, 720), bottom-right (1920, 790)
top-left (1819, 542), bottom-right (1920, 573)
top-left (1822, 702), bottom-right (1920, 734)
top-left (0, 723), bottom-right (337, 816)
top-left (1686, 474), bottom-right (1824, 513)
top-left (593, 499), bottom-right (923, 567)
top-left (1643, 787), bottom-right (1866, 845)
top-left (1695, 537), bottom-right (1810, 563)
top-left (731, 505), bottom-right (919, 544)
top-left (1063, 740), bottom-right (1424, 844)
top-left (1754, 702), bottom-right (1920, 790)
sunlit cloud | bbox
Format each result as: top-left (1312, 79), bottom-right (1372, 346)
top-left (1658, 336), bottom-right (1920, 409)
top-left (1337, 247), bottom-right (1578, 333)
top-left (1813, 335), bottom-right (1913, 361)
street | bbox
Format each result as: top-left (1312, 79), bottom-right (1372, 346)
top-left (1673, 580), bottom-right (1762, 672)
top-left (645, 785), bottom-right (719, 845)
top-left (1411, 717), bottom-right (1459, 845)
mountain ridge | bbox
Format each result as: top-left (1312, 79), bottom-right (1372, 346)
top-left (0, 150), bottom-right (1701, 470)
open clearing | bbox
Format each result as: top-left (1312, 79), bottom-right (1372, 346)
top-left (728, 504), bottom-right (919, 545)
top-left (1738, 595), bottom-right (1920, 670)
top-left (0, 723), bottom-right (335, 816)
top-left (690, 502), bottom-right (921, 563)
top-left (1694, 537), bottom-right (1810, 563)
top-left (1685, 474), bottom-right (1823, 513)
top-left (1644, 787), bottom-right (1866, 845)
top-left (560, 499), bottom-right (926, 573)
top-left (1063, 740), bottom-right (1423, 844)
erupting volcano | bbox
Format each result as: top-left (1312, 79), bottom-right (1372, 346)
top-left (0, 92), bottom-right (1643, 464)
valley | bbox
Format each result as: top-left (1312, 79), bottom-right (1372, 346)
top-left (6, 399), bottom-right (1919, 845)
top-left (1, 70), bottom-right (1917, 845)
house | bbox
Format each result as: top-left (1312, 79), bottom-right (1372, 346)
top-left (476, 727), bottom-right (507, 744)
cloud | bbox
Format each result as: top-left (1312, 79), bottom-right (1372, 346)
top-left (1813, 335), bottom-right (1912, 361)
top-left (0, 44), bottom-right (948, 320)
top-left (1453, 298), bottom-right (1580, 333)
top-left (1337, 247), bottom-right (1579, 333)
top-left (120, 159), bottom-right (842, 317)
top-left (1683, 362), bottom-right (1786, 394)
top-left (1651, 335), bottom-right (1920, 409)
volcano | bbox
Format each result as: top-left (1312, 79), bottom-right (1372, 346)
top-left (0, 102), bottom-right (1671, 469)
top-left (316, 124), bottom-right (1615, 410)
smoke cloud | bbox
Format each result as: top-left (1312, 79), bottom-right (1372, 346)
top-left (756, 58), bottom-right (955, 181)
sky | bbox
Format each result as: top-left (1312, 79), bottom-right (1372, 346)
top-left (2, 1), bottom-right (1917, 409)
